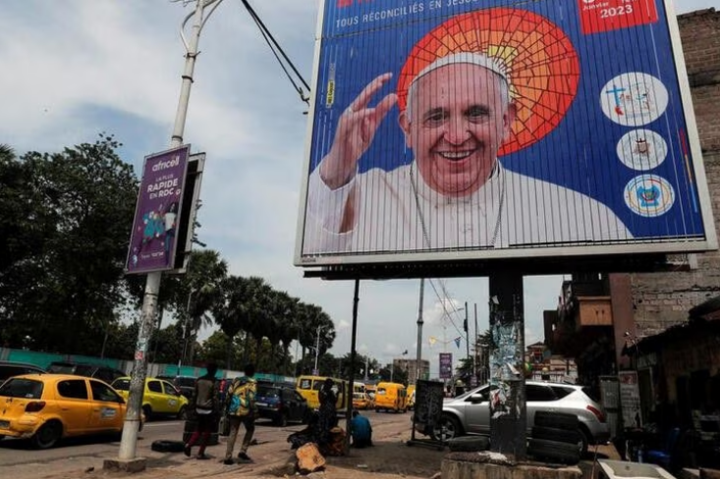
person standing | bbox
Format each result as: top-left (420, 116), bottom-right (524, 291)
top-left (350, 410), bottom-right (373, 448)
top-left (317, 378), bottom-right (338, 448)
top-left (223, 364), bottom-right (257, 465)
top-left (184, 362), bottom-right (219, 460)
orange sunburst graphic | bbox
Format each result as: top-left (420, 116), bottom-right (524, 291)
top-left (397, 8), bottom-right (580, 156)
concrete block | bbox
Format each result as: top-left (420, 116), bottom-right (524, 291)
top-left (103, 457), bottom-right (147, 473)
top-left (679, 469), bottom-right (701, 479)
top-left (442, 455), bottom-right (582, 479)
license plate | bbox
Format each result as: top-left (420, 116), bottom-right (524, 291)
top-left (255, 402), bottom-right (267, 407)
top-left (0, 420), bottom-right (9, 429)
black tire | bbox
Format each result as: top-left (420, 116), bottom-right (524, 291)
top-left (534, 411), bottom-right (579, 430)
top-left (432, 414), bottom-right (463, 443)
top-left (531, 426), bottom-right (588, 456)
top-left (142, 405), bottom-right (153, 421)
top-left (32, 421), bottom-right (63, 449)
top-left (151, 439), bottom-right (186, 453)
top-left (528, 438), bottom-right (580, 465)
top-left (448, 436), bottom-right (490, 452)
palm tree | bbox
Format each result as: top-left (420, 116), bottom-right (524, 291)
top-left (212, 274), bottom-right (251, 370)
top-left (179, 250), bottom-right (228, 364)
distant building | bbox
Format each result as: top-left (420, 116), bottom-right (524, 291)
top-left (392, 358), bottom-right (430, 384)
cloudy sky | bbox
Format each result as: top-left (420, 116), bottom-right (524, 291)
top-left (1, 0), bottom-right (714, 377)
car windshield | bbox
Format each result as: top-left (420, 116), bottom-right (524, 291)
top-left (0, 378), bottom-right (44, 399)
top-left (48, 364), bottom-right (75, 374)
top-left (112, 379), bottom-right (130, 391)
top-left (455, 385), bottom-right (485, 401)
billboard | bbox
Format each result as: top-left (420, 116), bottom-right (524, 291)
top-left (439, 352), bottom-right (452, 379)
top-left (295, 0), bottom-right (716, 267)
top-left (126, 145), bottom-right (190, 274)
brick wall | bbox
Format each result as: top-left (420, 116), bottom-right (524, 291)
top-left (631, 9), bottom-right (720, 337)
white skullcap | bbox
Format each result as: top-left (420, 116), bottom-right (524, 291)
top-left (411, 52), bottom-right (509, 87)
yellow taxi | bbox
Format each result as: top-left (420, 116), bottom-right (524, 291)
top-left (0, 374), bottom-right (131, 449)
top-left (352, 391), bottom-right (371, 410)
top-left (111, 376), bottom-right (188, 420)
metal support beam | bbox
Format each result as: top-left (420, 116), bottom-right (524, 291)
top-left (488, 272), bottom-right (526, 461)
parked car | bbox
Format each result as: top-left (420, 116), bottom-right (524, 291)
top-left (0, 361), bottom-right (46, 385)
top-left (111, 377), bottom-right (188, 420)
top-left (416, 380), bottom-right (610, 455)
top-left (46, 361), bottom-right (125, 384)
top-left (255, 383), bottom-right (310, 427)
top-left (0, 373), bottom-right (129, 448)
top-left (156, 375), bottom-right (197, 399)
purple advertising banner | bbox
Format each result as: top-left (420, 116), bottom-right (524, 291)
top-left (439, 352), bottom-right (453, 380)
top-left (126, 145), bottom-right (190, 274)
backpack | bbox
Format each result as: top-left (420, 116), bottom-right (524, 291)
top-left (227, 378), bottom-right (255, 416)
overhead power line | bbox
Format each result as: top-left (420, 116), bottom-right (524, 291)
top-left (239, 0), bottom-right (311, 105)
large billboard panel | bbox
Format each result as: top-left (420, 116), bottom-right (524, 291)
top-left (295, 0), bottom-right (716, 266)
top-left (126, 145), bottom-right (190, 274)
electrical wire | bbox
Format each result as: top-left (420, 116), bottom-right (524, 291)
top-left (238, 0), bottom-right (310, 105)
top-left (427, 279), bottom-right (465, 338)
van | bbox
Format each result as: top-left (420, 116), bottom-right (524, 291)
top-left (296, 375), bottom-right (349, 413)
top-left (374, 382), bottom-right (408, 413)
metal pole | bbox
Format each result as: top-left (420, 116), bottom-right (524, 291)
top-left (473, 303), bottom-right (478, 383)
top-left (415, 278), bottom-right (425, 382)
top-left (314, 324), bottom-right (322, 374)
top-left (118, 0), bottom-right (218, 461)
top-left (464, 302), bottom-right (470, 376)
top-left (345, 279), bottom-right (360, 453)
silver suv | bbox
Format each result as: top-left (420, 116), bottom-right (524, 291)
top-left (417, 380), bottom-right (610, 454)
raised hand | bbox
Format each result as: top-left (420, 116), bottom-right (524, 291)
top-left (320, 73), bottom-right (398, 190)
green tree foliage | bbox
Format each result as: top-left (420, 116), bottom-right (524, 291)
top-left (0, 136), bottom-right (138, 353)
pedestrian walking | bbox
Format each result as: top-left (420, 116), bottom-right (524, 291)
top-left (184, 362), bottom-right (219, 460)
top-left (223, 363), bottom-right (257, 465)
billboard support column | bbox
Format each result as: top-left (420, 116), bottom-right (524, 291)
top-left (488, 273), bottom-right (526, 461)
top-left (344, 279), bottom-right (360, 454)
top-left (416, 278), bottom-right (425, 383)
top-left (118, 0), bottom-right (222, 463)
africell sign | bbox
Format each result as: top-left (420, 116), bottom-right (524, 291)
top-left (294, 0), bottom-right (716, 267)
top-left (126, 145), bottom-right (190, 274)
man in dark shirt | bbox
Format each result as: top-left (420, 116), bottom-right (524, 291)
top-left (184, 363), bottom-right (219, 459)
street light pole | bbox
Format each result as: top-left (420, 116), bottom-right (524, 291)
top-left (118, 0), bottom-right (224, 462)
top-left (313, 324), bottom-right (322, 374)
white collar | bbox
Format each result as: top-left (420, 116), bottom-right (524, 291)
top-left (409, 160), bottom-right (504, 209)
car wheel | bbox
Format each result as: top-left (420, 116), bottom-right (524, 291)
top-left (142, 405), bottom-right (152, 421)
top-left (33, 421), bottom-right (63, 449)
top-left (432, 414), bottom-right (462, 443)
top-left (176, 406), bottom-right (187, 420)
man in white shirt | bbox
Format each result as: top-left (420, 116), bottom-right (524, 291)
top-left (303, 52), bottom-right (631, 254)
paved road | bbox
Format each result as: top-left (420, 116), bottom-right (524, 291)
top-left (0, 410), bottom-right (421, 478)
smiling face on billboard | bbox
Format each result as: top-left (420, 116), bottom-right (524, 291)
top-left (400, 62), bottom-right (515, 197)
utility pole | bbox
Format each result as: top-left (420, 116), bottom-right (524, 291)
top-left (117, 0), bottom-right (225, 464)
top-left (415, 278), bottom-right (425, 383)
top-left (464, 302), bottom-right (470, 376)
top-left (473, 303), bottom-right (478, 383)
top-left (313, 324), bottom-right (322, 375)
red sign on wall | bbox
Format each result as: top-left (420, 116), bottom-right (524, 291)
top-left (579, 0), bottom-right (658, 35)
